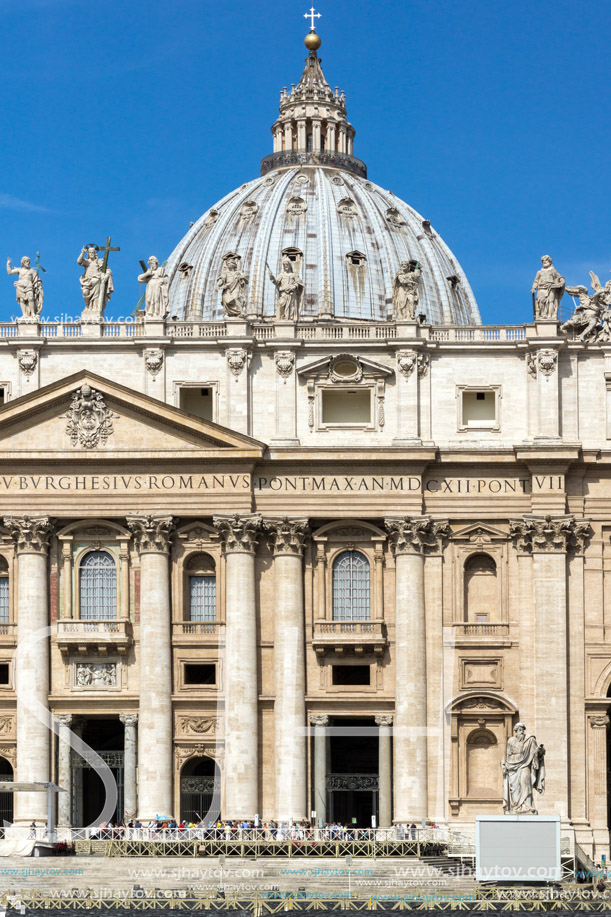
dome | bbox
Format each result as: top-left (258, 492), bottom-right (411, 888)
top-left (166, 37), bottom-right (480, 326)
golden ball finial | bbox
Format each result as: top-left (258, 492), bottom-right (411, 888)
top-left (305, 30), bottom-right (321, 51)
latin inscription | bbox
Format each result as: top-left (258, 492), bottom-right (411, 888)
top-left (0, 474), bottom-right (251, 493)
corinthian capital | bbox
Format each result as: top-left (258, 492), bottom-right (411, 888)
top-left (384, 515), bottom-right (450, 555)
top-left (509, 515), bottom-right (592, 554)
top-left (126, 514), bottom-right (175, 554)
top-left (119, 713), bottom-right (139, 727)
top-left (213, 513), bottom-right (261, 555)
top-left (263, 517), bottom-right (309, 556)
top-left (589, 715), bottom-right (610, 730)
top-left (310, 714), bottom-right (330, 727)
top-left (4, 514), bottom-right (52, 554)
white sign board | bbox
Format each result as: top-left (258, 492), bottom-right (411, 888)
top-left (476, 815), bottom-right (561, 882)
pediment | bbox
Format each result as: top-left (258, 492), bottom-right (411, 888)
top-left (0, 371), bottom-right (265, 458)
top-left (297, 353), bottom-right (393, 381)
top-left (451, 522), bottom-right (509, 543)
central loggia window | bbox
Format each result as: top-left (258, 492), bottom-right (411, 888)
top-left (79, 550), bottom-right (117, 620)
top-left (332, 550), bottom-right (370, 621)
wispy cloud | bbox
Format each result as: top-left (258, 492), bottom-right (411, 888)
top-left (0, 193), bottom-right (49, 214)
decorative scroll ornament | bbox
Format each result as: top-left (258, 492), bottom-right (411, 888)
top-left (526, 352), bottom-right (538, 378)
top-left (328, 354), bottom-right (362, 384)
top-left (396, 350), bottom-right (417, 378)
top-left (126, 514), bottom-right (175, 553)
top-left (62, 384), bottom-right (116, 449)
top-left (18, 349), bottom-right (37, 376)
top-left (263, 517), bottom-right (309, 556)
top-left (144, 348), bottom-right (164, 377)
top-left (119, 713), bottom-right (138, 727)
top-left (589, 715), bottom-right (610, 729)
top-left (417, 353), bottom-right (430, 377)
top-left (4, 514), bottom-right (52, 554)
top-left (179, 716), bottom-right (219, 735)
top-left (275, 351), bottom-right (295, 381)
top-left (375, 715), bottom-right (393, 726)
top-left (180, 776), bottom-right (220, 794)
top-left (509, 514), bottom-right (592, 553)
top-left (0, 715), bottom-right (14, 735)
top-left (226, 348), bottom-right (249, 379)
top-left (384, 515), bottom-right (450, 555)
top-left (309, 715), bottom-right (330, 727)
top-left (213, 513), bottom-right (261, 555)
top-left (537, 349), bottom-right (557, 377)
top-left (175, 744), bottom-right (224, 763)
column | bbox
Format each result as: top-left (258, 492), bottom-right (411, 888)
top-left (60, 539), bottom-right (72, 619)
top-left (72, 719), bottom-right (83, 828)
top-left (326, 122), bottom-right (336, 152)
top-left (588, 715), bottom-right (610, 858)
top-left (311, 715), bottom-right (329, 825)
top-left (385, 516), bottom-right (449, 823)
top-left (284, 123), bottom-right (293, 151)
top-left (263, 518), bottom-right (308, 822)
top-left (55, 715), bottom-right (73, 826)
top-left (376, 715), bottom-right (393, 827)
top-left (213, 514), bottom-right (260, 820)
top-left (272, 349), bottom-right (299, 446)
top-left (4, 515), bottom-right (53, 823)
top-left (510, 514), bottom-right (577, 818)
top-left (126, 514), bottom-right (174, 820)
top-left (120, 714), bottom-right (138, 822)
top-left (225, 347), bottom-right (251, 434)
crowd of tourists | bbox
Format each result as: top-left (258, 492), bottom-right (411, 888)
top-left (87, 819), bottom-right (428, 841)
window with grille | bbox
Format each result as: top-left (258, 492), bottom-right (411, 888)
top-left (0, 577), bottom-right (8, 624)
top-left (332, 551), bottom-right (370, 621)
top-left (79, 551), bottom-right (117, 620)
top-left (189, 575), bottom-right (217, 622)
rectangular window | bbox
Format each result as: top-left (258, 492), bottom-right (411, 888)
top-left (0, 664), bottom-right (9, 685)
top-left (189, 575), bottom-right (216, 622)
top-left (184, 663), bottom-right (216, 686)
top-left (321, 389), bottom-right (371, 425)
top-left (332, 665), bottom-right (370, 686)
top-left (0, 580), bottom-right (8, 624)
top-left (458, 387), bottom-right (500, 431)
top-left (180, 387), bottom-right (214, 421)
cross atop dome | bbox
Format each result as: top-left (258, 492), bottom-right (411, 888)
top-left (304, 6), bottom-right (321, 32)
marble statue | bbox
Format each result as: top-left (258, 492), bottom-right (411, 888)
top-left (6, 256), bottom-right (43, 318)
top-left (216, 253), bottom-right (248, 317)
top-left (531, 256), bottom-right (565, 320)
top-left (138, 256), bottom-right (170, 318)
top-left (268, 256), bottom-right (304, 320)
top-left (561, 271), bottom-right (611, 342)
top-left (501, 722), bottom-right (546, 814)
top-left (392, 260), bottom-right (422, 319)
top-left (78, 245), bottom-right (114, 319)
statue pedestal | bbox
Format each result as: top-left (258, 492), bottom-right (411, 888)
top-left (226, 319), bottom-right (249, 337)
top-left (534, 319), bottom-right (560, 337)
top-left (395, 319), bottom-right (421, 338)
top-left (81, 320), bottom-right (103, 338)
top-left (17, 319), bottom-right (41, 338)
top-left (143, 319), bottom-right (166, 337)
top-left (475, 815), bottom-right (561, 883)
top-left (273, 321), bottom-right (296, 340)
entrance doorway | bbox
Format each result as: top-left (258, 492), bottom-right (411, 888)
top-left (0, 758), bottom-right (13, 824)
top-left (180, 757), bottom-right (221, 823)
top-left (73, 719), bottom-right (124, 825)
top-left (327, 717), bottom-right (378, 828)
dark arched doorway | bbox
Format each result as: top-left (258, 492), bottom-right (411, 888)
top-left (180, 757), bottom-right (221, 823)
top-left (0, 757), bottom-right (13, 824)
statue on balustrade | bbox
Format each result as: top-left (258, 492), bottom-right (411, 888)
top-left (561, 270), bottom-right (611, 342)
top-left (531, 255), bottom-right (564, 319)
top-left (216, 253), bottom-right (248, 317)
top-left (268, 255), bottom-right (304, 320)
top-left (138, 256), bottom-right (170, 318)
top-left (6, 256), bottom-right (44, 318)
top-left (392, 260), bottom-right (422, 319)
top-left (78, 245), bottom-right (114, 319)
top-left (501, 722), bottom-right (545, 814)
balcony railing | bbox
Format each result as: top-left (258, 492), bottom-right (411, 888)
top-left (455, 623), bottom-right (510, 637)
top-left (312, 619), bottom-right (386, 655)
top-left (260, 149), bottom-right (367, 179)
top-left (56, 619), bottom-right (132, 655)
top-left (172, 621), bottom-right (225, 642)
top-left (0, 623), bottom-right (16, 642)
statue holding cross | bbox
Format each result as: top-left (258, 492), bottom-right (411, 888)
top-left (77, 237), bottom-right (119, 320)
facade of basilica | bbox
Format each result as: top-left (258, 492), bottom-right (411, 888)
top-left (1, 27), bottom-right (610, 859)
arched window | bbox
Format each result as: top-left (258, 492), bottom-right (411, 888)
top-left (0, 558), bottom-right (8, 624)
top-left (464, 553), bottom-right (497, 623)
top-left (186, 553), bottom-right (217, 622)
top-left (332, 551), bottom-right (370, 621)
top-left (79, 551), bottom-right (117, 620)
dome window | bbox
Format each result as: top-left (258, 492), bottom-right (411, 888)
top-left (286, 197), bottom-right (307, 217)
top-left (346, 251), bottom-right (366, 267)
top-left (386, 208), bottom-right (403, 227)
top-left (337, 198), bottom-right (357, 218)
top-left (239, 201), bottom-right (258, 224)
top-left (282, 247), bottom-right (303, 265)
top-left (204, 209), bottom-right (219, 229)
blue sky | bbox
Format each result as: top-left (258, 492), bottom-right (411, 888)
top-left (0, 0), bottom-right (609, 324)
